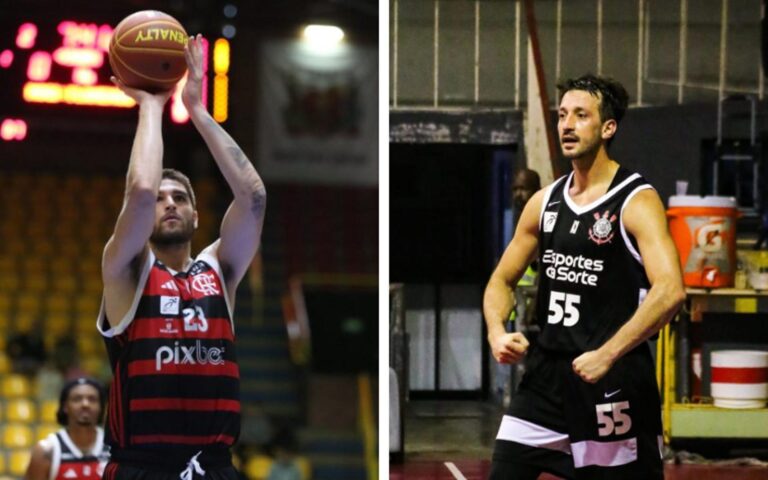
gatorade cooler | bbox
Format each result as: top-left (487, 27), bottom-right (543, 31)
top-left (667, 195), bottom-right (738, 288)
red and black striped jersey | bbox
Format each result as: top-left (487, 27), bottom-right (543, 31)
top-left (98, 247), bottom-right (240, 457)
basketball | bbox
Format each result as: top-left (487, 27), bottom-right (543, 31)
top-left (109, 10), bottom-right (188, 92)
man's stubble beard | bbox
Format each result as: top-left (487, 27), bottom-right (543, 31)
top-left (150, 223), bottom-right (195, 246)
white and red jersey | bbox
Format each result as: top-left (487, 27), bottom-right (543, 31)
top-left (43, 427), bottom-right (109, 480)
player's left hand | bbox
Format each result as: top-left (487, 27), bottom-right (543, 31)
top-left (182, 33), bottom-right (204, 108)
top-left (572, 350), bottom-right (613, 383)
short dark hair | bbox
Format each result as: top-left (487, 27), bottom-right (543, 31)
top-left (557, 74), bottom-right (629, 125)
top-left (162, 168), bottom-right (196, 208)
top-left (57, 377), bottom-right (106, 426)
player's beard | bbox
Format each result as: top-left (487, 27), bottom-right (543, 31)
top-left (561, 134), bottom-right (602, 160)
top-left (150, 220), bottom-right (194, 246)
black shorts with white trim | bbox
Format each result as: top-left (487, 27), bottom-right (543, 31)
top-left (491, 345), bottom-right (663, 480)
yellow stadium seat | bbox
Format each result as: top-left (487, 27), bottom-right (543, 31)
top-left (36, 423), bottom-right (59, 440)
top-left (82, 276), bottom-right (103, 295)
top-left (5, 240), bottom-right (26, 256)
top-left (79, 256), bottom-right (101, 274)
top-left (2, 375), bottom-right (32, 398)
top-left (0, 256), bottom-right (16, 274)
top-left (46, 313), bottom-right (71, 336)
top-left (53, 220), bottom-right (78, 239)
top-left (39, 400), bottom-right (58, 424)
top-left (82, 356), bottom-right (108, 378)
top-left (3, 424), bottom-right (33, 448)
top-left (49, 257), bottom-right (74, 275)
top-left (0, 452), bottom-right (5, 475)
top-left (8, 449), bottom-right (31, 476)
top-left (52, 276), bottom-right (78, 294)
top-left (0, 353), bottom-right (9, 375)
top-left (75, 315), bottom-right (99, 334)
top-left (6, 399), bottom-right (36, 423)
top-left (46, 294), bottom-right (72, 315)
top-left (77, 336), bottom-right (99, 356)
top-left (13, 314), bottom-right (36, 333)
top-left (16, 293), bottom-right (43, 315)
top-left (0, 274), bottom-right (20, 293)
top-left (30, 239), bottom-right (54, 256)
top-left (22, 273), bottom-right (48, 293)
top-left (21, 258), bottom-right (47, 275)
top-left (295, 456), bottom-right (311, 480)
top-left (0, 293), bottom-right (12, 311)
top-left (75, 296), bottom-right (100, 315)
top-left (244, 455), bottom-right (272, 480)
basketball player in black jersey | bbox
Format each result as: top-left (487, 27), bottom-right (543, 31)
top-left (99, 34), bottom-right (265, 479)
top-left (25, 378), bottom-right (109, 480)
top-left (484, 75), bottom-right (685, 479)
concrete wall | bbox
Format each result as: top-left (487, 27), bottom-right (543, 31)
top-left (391, 0), bottom-right (765, 108)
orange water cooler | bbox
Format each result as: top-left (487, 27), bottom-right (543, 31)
top-left (667, 195), bottom-right (738, 288)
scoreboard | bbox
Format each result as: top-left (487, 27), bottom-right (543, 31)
top-left (0, 15), bottom-right (230, 142)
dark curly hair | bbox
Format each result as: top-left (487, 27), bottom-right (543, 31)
top-left (557, 74), bottom-right (629, 146)
top-left (57, 377), bottom-right (106, 426)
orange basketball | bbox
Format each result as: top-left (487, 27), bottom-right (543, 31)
top-left (109, 10), bottom-right (188, 92)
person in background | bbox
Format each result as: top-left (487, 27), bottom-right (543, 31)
top-left (25, 378), bottom-right (109, 480)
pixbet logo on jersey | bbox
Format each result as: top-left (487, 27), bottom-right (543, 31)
top-left (155, 340), bottom-right (225, 371)
top-left (542, 249), bottom-right (604, 286)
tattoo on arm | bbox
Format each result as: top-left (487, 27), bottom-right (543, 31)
top-left (251, 190), bottom-right (266, 218)
top-left (226, 146), bottom-right (249, 168)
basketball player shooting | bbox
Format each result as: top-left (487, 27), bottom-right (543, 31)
top-left (98, 34), bottom-right (265, 479)
top-left (484, 75), bottom-right (685, 479)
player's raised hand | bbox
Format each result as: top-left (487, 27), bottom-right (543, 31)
top-left (182, 34), bottom-right (204, 108)
top-left (110, 76), bottom-right (172, 107)
top-left (490, 332), bottom-right (529, 364)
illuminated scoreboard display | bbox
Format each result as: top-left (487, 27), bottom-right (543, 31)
top-left (0, 15), bottom-right (231, 141)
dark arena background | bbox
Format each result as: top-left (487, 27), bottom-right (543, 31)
top-left (0, 1), bottom-right (378, 479)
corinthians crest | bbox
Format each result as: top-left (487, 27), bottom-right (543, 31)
top-left (588, 210), bottom-right (617, 245)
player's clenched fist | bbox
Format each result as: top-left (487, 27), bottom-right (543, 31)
top-left (489, 332), bottom-right (529, 364)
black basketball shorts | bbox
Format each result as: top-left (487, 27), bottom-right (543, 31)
top-left (491, 345), bottom-right (664, 479)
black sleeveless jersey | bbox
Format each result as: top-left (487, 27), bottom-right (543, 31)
top-left (535, 167), bottom-right (652, 353)
top-left (98, 247), bottom-right (240, 457)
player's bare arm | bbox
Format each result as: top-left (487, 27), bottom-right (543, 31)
top-left (24, 440), bottom-right (53, 480)
top-left (182, 34), bottom-right (267, 299)
top-left (102, 79), bottom-right (172, 328)
top-left (572, 188), bottom-right (685, 383)
top-left (483, 188), bottom-right (545, 364)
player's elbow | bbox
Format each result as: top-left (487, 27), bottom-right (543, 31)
top-left (125, 179), bottom-right (157, 205)
top-left (666, 279), bottom-right (686, 315)
top-left (243, 183), bottom-right (267, 214)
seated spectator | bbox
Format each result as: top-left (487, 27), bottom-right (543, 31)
top-left (267, 427), bottom-right (302, 480)
top-left (7, 323), bottom-right (46, 375)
